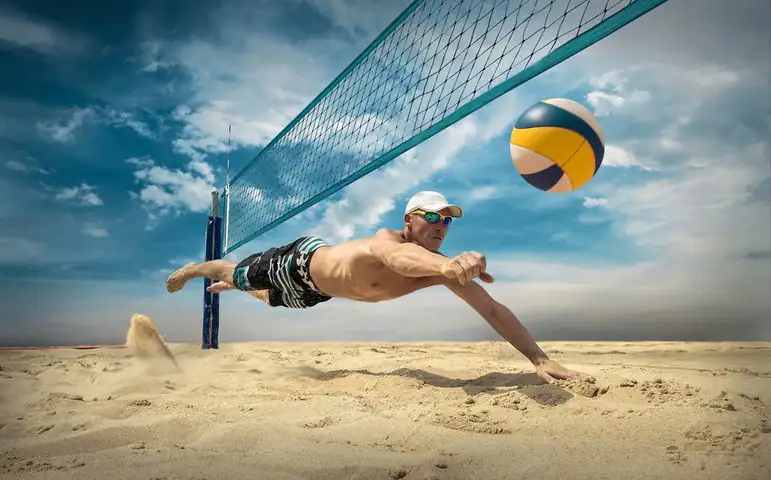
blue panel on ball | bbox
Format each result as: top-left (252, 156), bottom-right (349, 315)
top-left (521, 162), bottom-right (564, 191)
top-left (515, 102), bottom-right (605, 174)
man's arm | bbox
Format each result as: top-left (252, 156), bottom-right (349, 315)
top-left (444, 279), bottom-right (548, 364)
top-left (369, 238), bottom-right (493, 284)
top-left (369, 240), bottom-right (449, 278)
top-left (445, 279), bottom-right (586, 383)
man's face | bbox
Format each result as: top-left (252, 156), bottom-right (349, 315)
top-left (405, 207), bottom-right (454, 252)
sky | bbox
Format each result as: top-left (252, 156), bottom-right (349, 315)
top-left (0, 0), bottom-right (769, 346)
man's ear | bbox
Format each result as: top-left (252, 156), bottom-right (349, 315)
top-left (403, 213), bottom-right (411, 227)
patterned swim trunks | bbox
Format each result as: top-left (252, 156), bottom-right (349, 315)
top-left (231, 236), bottom-right (331, 309)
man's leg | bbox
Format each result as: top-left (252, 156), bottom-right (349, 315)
top-left (206, 281), bottom-right (273, 306)
top-left (166, 260), bottom-right (237, 293)
top-left (206, 281), bottom-right (237, 294)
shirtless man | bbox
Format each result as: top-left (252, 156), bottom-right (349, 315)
top-left (166, 191), bottom-right (584, 384)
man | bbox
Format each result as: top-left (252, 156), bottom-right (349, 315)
top-left (167, 191), bottom-right (584, 384)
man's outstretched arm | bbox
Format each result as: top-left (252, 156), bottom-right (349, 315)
top-left (369, 241), bottom-right (449, 278)
top-left (445, 279), bottom-right (584, 383)
top-left (369, 239), bottom-right (493, 283)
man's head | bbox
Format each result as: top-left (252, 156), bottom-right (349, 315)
top-left (403, 191), bottom-right (463, 252)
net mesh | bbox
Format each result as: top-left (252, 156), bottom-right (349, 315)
top-left (224, 0), bottom-right (667, 253)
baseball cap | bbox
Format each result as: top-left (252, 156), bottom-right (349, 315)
top-left (404, 191), bottom-right (463, 218)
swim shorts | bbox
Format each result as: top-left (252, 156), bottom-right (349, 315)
top-left (232, 236), bottom-right (331, 309)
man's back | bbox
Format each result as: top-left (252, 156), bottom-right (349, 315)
top-left (309, 229), bottom-right (446, 302)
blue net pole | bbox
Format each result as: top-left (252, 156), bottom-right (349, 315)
top-left (224, 0), bottom-right (669, 254)
top-left (202, 192), bottom-right (222, 349)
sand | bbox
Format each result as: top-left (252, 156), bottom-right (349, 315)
top-left (1, 324), bottom-right (769, 480)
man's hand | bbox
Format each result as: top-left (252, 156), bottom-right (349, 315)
top-left (207, 281), bottom-right (236, 293)
top-left (441, 251), bottom-right (494, 284)
top-left (533, 358), bottom-right (586, 384)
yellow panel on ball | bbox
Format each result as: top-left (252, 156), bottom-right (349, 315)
top-left (561, 141), bottom-right (597, 190)
top-left (510, 126), bottom-right (584, 166)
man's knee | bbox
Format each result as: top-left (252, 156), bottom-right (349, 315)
top-left (232, 265), bottom-right (251, 291)
top-left (268, 289), bottom-right (286, 308)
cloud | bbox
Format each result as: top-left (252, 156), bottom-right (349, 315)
top-left (604, 143), bottom-right (769, 258)
top-left (54, 183), bottom-right (103, 206)
top-left (135, 40), bottom-right (172, 73)
top-left (34, 105), bottom-right (160, 144)
top-left (303, 0), bottom-right (411, 40)
top-left (560, 60), bottom-right (769, 340)
top-left (128, 156), bottom-right (216, 228)
top-left (601, 146), bottom-right (655, 170)
top-left (142, 34), bottom-right (346, 160)
top-left (132, 0), bottom-right (413, 162)
top-left (582, 197), bottom-right (607, 208)
top-left (0, 7), bottom-right (89, 56)
top-left (586, 70), bottom-right (651, 117)
top-left (576, 0), bottom-right (769, 74)
top-left (102, 108), bottom-right (155, 139)
top-left (170, 102), bottom-right (286, 159)
top-left (83, 224), bottom-right (108, 238)
top-left (36, 107), bottom-right (94, 142)
top-left (5, 159), bottom-right (49, 175)
top-left (468, 186), bottom-right (499, 202)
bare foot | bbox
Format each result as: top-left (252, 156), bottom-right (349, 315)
top-left (166, 263), bottom-right (197, 293)
top-left (207, 281), bottom-right (235, 294)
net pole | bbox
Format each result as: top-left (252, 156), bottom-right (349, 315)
top-left (202, 191), bottom-right (222, 349)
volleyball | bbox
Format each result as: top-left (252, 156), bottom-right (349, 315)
top-left (510, 98), bottom-right (605, 193)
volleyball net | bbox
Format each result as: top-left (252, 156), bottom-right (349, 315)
top-left (220, 0), bottom-right (668, 255)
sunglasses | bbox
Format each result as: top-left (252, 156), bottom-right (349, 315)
top-left (411, 209), bottom-right (454, 227)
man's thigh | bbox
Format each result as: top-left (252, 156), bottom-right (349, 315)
top-left (233, 250), bottom-right (275, 291)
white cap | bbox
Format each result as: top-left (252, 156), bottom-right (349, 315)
top-left (404, 191), bottom-right (463, 218)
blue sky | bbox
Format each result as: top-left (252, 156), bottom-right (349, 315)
top-left (1, 0), bottom-right (769, 346)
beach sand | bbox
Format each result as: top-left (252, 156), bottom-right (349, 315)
top-left (1, 329), bottom-right (769, 479)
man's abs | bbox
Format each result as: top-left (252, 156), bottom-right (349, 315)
top-left (310, 238), bottom-right (444, 302)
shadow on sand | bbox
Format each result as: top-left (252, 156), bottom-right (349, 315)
top-left (292, 366), bottom-right (574, 406)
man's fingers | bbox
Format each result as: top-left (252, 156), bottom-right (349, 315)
top-left (466, 258), bottom-right (481, 282)
top-left (452, 262), bottom-right (466, 284)
top-left (463, 252), bottom-right (486, 282)
top-left (458, 255), bottom-right (475, 284)
top-left (469, 251), bottom-right (487, 282)
top-left (480, 272), bottom-right (494, 283)
top-left (452, 252), bottom-right (491, 285)
top-left (472, 251), bottom-right (486, 273)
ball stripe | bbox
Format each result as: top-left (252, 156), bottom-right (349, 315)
top-left (514, 101), bottom-right (605, 174)
top-left (510, 126), bottom-right (584, 166)
top-left (520, 162), bottom-right (565, 191)
top-left (561, 141), bottom-right (596, 190)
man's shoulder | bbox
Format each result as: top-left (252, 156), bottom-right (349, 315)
top-left (372, 228), bottom-right (405, 243)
